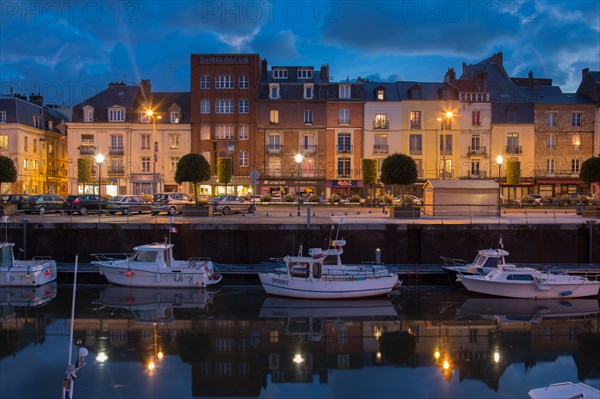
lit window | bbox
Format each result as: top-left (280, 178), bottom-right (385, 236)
top-left (169, 134), bottom-right (180, 149)
top-left (270, 110), bottom-right (279, 124)
top-left (170, 112), bottom-right (180, 124)
top-left (238, 125), bottom-right (249, 140)
top-left (238, 150), bottom-right (249, 167)
top-left (572, 134), bottom-right (581, 150)
top-left (410, 111), bottom-right (421, 129)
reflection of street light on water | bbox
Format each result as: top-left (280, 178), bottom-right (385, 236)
top-left (95, 153), bottom-right (104, 223)
top-left (294, 154), bottom-right (303, 217)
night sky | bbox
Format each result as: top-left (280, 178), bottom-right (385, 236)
top-left (1, 0), bottom-right (598, 105)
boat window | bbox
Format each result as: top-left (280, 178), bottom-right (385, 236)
top-left (289, 262), bottom-right (309, 278)
top-left (473, 254), bottom-right (485, 266)
top-left (312, 263), bottom-right (322, 279)
top-left (1, 246), bottom-right (14, 268)
top-left (133, 251), bottom-right (157, 262)
top-left (482, 257), bottom-right (500, 268)
top-left (506, 274), bottom-right (534, 281)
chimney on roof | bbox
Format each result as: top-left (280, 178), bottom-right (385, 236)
top-left (9, 86), bottom-right (13, 96)
top-left (582, 68), bottom-right (589, 80)
top-left (29, 93), bottom-right (43, 106)
top-left (140, 79), bottom-right (151, 97)
top-left (261, 58), bottom-right (268, 77)
top-left (320, 64), bottom-right (329, 82)
top-left (497, 51), bottom-right (503, 65)
top-left (444, 67), bottom-right (456, 83)
top-left (528, 70), bottom-right (534, 87)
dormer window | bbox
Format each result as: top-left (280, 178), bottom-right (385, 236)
top-left (376, 88), bottom-right (385, 100)
top-left (272, 68), bottom-right (288, 79)
top-left (108, 106), bottom-right (126, 122)
top-left (408, 86), bottom-right (421, 100)
top-left (304, 84), bottom-right (314, 99)
top-left (83, 106), bottom-right (94, 122)
top-left (170, 111), bottom-right (180, 123)
top-left (297, 68), bottom-right (313, 79)
top-left (269, 83), bottom-right (280, 99)
top-left (140, 111), bottom-right (150, 123)
top-left (339, 84), bottom-right (350, 99)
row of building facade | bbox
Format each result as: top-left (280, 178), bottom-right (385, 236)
top-left (1, 52), bottom-right (599, 200)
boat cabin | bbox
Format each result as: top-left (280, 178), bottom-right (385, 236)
top-left (0, 242), bottom-right (16, 269)
top-left (130, 243), bottom-right (175, 268)
top-left (287, 260), bottom-right (323, 279)
top-left (471, 249), bottom-right (509, 269)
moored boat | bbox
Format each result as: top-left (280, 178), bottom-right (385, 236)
top-left (528, 382), bottom-right (599, 399)
top-left (440, 238), bottom-right (509, 284)
top-left (258, 238), bottom-right (400, 299)
top-left (0, 242), bottom-right (57, 287)
top-left (91, 242), bottom-right (222, 288)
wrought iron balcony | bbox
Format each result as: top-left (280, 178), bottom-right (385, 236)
top-left (505, 145), bottom-right (522, 154)
top-left (373, 144), bottom-right (389, 154)
top-left (78, 145), bottom-right (96, 155)
top-left (109, 146), bottom-right (124, 156)
top-left (534, 169), bottom-right (580, 177)
top-left (373, 120), bottom-right (389, 129)
top-left (108, 166), bottom-right (125, 175)
top-left (300, 145), bottom-right (316, 154)
top-left (336, 145), bottom-right (353, 154)
top-left (339, 118), bottom-right (350, 125)
top-left (467, 146), bottom-right (487, 156)
top-left (267, 144), bottom-right (282, 154)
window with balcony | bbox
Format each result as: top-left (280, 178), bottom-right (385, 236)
top-left (269, 84), bottom-right (280, 99)
top-left (238, 125), bottom-right (249, 140)
top-left (547, 112), bottom-right (556, 127)
top-left (239, 99), bottom-right (249, 114)
top-left (410, 111), bottom-right (421, 129)
top-left (337, 133), bottom-right (352, 153)
top-left (272, 68), bottom-right (287, 79)
top-left (374, 113), bottom-right (388, 129)
top-left (547, 133), bottom-right (556, 150)
top-left (337, 157), bottom-right (351, 178)
top-left (572, 158), bottom-right (580, 173)
top-left (297, 68), bottom-right (313, 79)
top-left (200, 99), bottom-right (210, 114)
top-left (215, 99), bottom-right (234, 114)
top-left (141, 157), bottom-right (150, 173)
top-left (304, 110), bottom-right (313, 125)
top-left (110, 135), bottom-right (124, 154)
top-left (109, 159), bottom-right (124, 175)
top-left (83, 106), bottom-right (94, 122)
top-left (239, 75), bottom-right (249, 89)
top-left (215, 75), bottom-right (233, 89)
top-left (215, 125), bottom-right (234, 140)
top-left (268, 134), bottom-right (281, 153)
top-left (339, 84), bottom-right (350, 99)
top-left (169, 134), bottom-right (180, 149)
top-left (304, 84), bottom-right (314, 99)
top-left (506, 133), bottom-right (520, 154)
top-left (238, 150), bottom-right (249, 167)
top-left (270, 110), bottom-right (279, 124)
top-left (572, 112), bottom-right (581, 127)
top-left (572, 134), bottom-right (581, 150)
top-left (546, 158), bottom-right (555, 174)
top-left (201, 75), bottom-right (210, 89)
top-left (374, 134), bottom-right (388, 154)
top-left (108, 107), bottom-right (125, 122)
top-left (301, 134), bottom-right (316, 154)
top-left (81, 134), bottom-right (94, 146)
top-left (472, 111), bottom-right (481, 126)
top-left (339, 109), bottom-right (350, 125)
top-left (409, 134), bottom-right (422, 155)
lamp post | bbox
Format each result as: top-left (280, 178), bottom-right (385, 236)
top-left (146, 110), bottom-right (161, 197)
top-left (294, 154), bottom-right (303, 217)
top-left (95, 153), bottom-right (104, 223)
top-left (437, 111), bottom-right (453, 179)
top-left (497, 155), bottom-right (503, 217)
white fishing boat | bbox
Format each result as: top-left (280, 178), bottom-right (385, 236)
top-left (458, 297), bottom-right (600, 323)
top-left (528, 382), bottom-right (599, 399)
top-left (457, 264), bottom-right (600, 299)
top-left (440, 238), bottom-right (510, 284)
top-left (91, 242), bottom-right (222, 288)
top-left (0, 242), bottom-right (57, 286)
top-left (258, 237), bottom-right (400, 299)
top-left (96, 285), bottom-right (217, 324)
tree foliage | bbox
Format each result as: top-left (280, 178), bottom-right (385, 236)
top-left (0, 156), bottom-right (17, 183)
top-left (362, 159), bottom-right (378, 206)
top-left (174, 153), bottom-right (211, 202)
top-left (77, 158), bottom-right (92, 190)
top-left (380, 153), bottom-right (418, 201)
top-left (506, 160), bottom-right (521, 185)
top-left (217, 157), bottom-right (232, 188)
top-left (580, 157), bottom-right (600, 183)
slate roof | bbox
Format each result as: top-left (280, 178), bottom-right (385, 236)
top-left (461, 54), bottom-right (525, 102)
top-left (491, 103), bottom-right (534, 124)
top-left (262, 66), bottom-right (328, 84)
top-left (137, 92), bottom-right (191, 123)
top-left (258, 82), bottom-right (366, 101)
top-left (0, 95), bottom-right (44, 127)
top-left (364, 82), bottom-right (401, 101)
top-left (577, 70), bottom-right (600, 103)
top-left (71, 84), bottom-right (140, 123)
top-left (396, 81), bottom-right (448, 101)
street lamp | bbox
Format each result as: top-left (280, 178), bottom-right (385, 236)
top-left (294, 153), bottom-right (304, 217)
top-left (437, 111), bottom-right (453, 179)
top-left (146, 110), bottom-right (162, 197)
top-left (95, 153), bottom-right (104, 223)
top-left (497, 155), bottom-right (503, 217)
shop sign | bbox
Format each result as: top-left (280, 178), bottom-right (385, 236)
top-left (327, 180), bottom-right (363, 188)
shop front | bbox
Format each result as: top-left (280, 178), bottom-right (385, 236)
top-left (258, 179), bottom-right (322, 201)
top-left (326, 179), bottom-right (363, 199)
top-left (130, 173), bottom-right (161, 196)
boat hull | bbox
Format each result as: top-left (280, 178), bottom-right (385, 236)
top-left (95, 262), bottom-right (222, 288)
top-left (0, 261), bottom-right (57, 287)
top-left (258, 272), bottom-right (398, 299)
top-left (459, 276), bottom-right (600, 299)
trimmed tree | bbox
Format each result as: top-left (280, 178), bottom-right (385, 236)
top-left (0, 156), bottom-right (17, 193)
top-left (217, 157), bottom-right (232, 195)
top-left (362, 159), bottom-right (378, 207)
top-left (77, 158), bottom-right (92, 193)
top-left (380, 153), bottom-right (418, 205)
top-left (174, 153), bottom-right (211, 203)
top-left (580, 156), bottom-right (600, 198)
top-left (506, 160), bottom-right (521, 201)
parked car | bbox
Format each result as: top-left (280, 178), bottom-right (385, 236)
top-left (62, 194), bottom-right (108, 215)
top-left (150, 193), bottom-right (195, 216)
top-left (21, 194), bottom-right (64, 215)
top-left (517, 194), bottom-right (545, 206)
top-left (107, 195), bottom-right (151, 215)
top-left (393, 195), bottom-right (422, 206)
top-left (210, 195), bottom-right (255, 215)
top-left (0, 194), bottom-right (29, 210)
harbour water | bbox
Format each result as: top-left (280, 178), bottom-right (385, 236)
top-left (1, 283), bottom-right (599, 399)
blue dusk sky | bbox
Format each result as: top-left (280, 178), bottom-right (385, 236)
top-left (1, 0), bottom-right (598, 105)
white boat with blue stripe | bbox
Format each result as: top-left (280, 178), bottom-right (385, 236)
top-left (259, 239), bottom-right (400, 299)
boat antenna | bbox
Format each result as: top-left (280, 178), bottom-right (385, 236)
top-left (328, 224), bottom-right (335, 247)
top-left (498, 235), bottom-right (503, 249)
top-left (298, 243), bottom-right (303, 257)
top-left (62, 254), bottom-right (87, 399)
top-left (2, 215), bottom-right (7, 242)
top-left (334, 218), bottom-right (343, 241)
